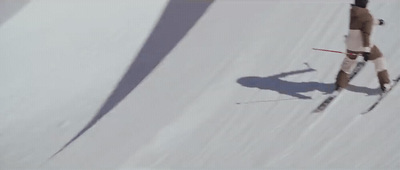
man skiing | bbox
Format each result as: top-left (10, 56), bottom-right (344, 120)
top-left (336, 0), bottom-right (390, 91)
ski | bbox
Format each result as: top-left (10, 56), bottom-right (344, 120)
top-left (361, 75), bottom-right (400, 114)
top-left (312, 61), bottom-right (366, 113)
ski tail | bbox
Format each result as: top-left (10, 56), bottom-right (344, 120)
top-left (361, 75), bottom-right (400, 114)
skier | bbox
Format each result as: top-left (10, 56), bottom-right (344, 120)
top-left (336, 0), bottom-right (390, 91)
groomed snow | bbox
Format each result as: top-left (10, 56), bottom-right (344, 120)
top-left (1, 0), bottom-right (400, 169)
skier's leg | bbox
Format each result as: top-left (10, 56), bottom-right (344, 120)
top-left (370, 46), bottom-right (390, 91)
top-left (336, 50), bottom-right (358, 89)
top-left (336, 70), bottom-right (348, 89)
top-left (377, 70), bottom-right (390, 91)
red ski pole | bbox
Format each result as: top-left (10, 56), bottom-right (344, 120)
top-left (312, 48), bottom-right (357, 56)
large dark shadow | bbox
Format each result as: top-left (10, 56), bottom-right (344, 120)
top-left (237, 68), bottom-right (335, 99)
top-left (50, 0), bottom-right (214, 158)
top-left (0, 0), bottom-right (30, 27)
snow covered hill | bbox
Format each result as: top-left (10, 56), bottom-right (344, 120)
top-left (1, 0), bottom-right (400, 169)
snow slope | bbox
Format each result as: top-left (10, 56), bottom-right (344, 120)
top-left (1, 0), bottom-right (400, 169)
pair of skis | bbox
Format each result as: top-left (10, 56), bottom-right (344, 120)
top-left (312, 48), bottom-right (399, 114)
top-left (314, 73), bottom-right (400, 114)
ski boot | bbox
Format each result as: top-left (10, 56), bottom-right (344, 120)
top-left (380, 83), bottom-right (391, 92)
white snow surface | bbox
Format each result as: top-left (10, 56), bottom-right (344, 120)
top-left (1, 0), bottom-right (400, 169)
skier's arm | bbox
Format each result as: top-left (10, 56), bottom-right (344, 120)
top-left (361, 18), bottom-right (373, 52)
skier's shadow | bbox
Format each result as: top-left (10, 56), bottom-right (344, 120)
top-left (237, 68), bottom-right (334, 99)
top-left (237, 68), bottom-right (383, 99)
top-left (347, 84), bottom-right (382, 96)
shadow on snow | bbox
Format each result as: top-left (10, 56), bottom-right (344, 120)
top-left (0, 0), bottom-right (30, 27)
top-left (50, 0), bottom-right (214, 158)
top-left (237, 67), bottom-right (334, 100)
top-left (237, 67), bottom-right (382, 101)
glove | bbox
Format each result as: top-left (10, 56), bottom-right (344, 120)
top-left (362, 52), bottom-right (370, 61)
top-left (378, 19), bottom-right (385, 25)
